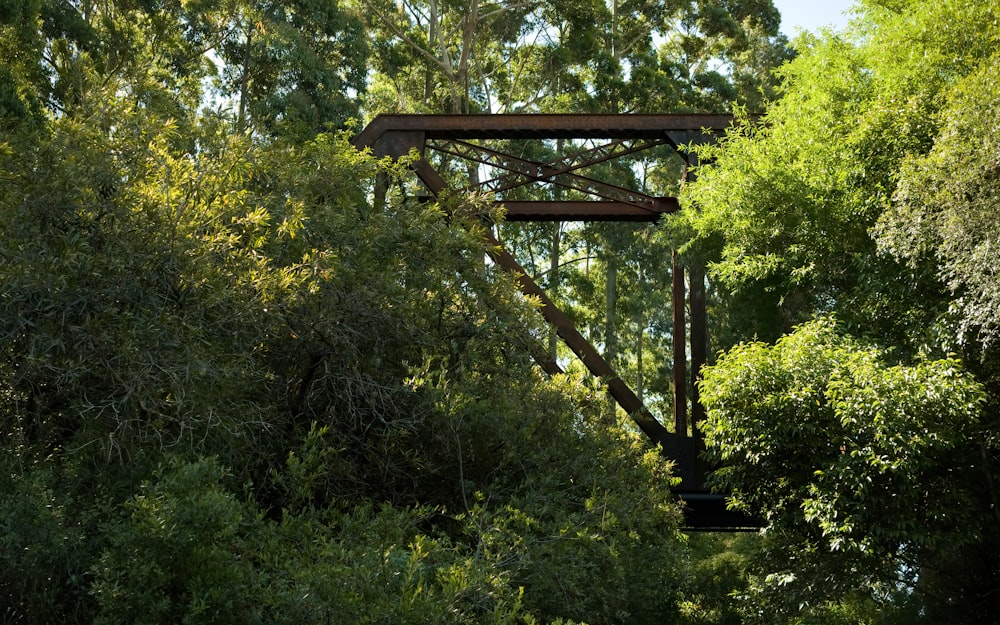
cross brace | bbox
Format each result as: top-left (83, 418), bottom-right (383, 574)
top-left (428, 138), bottom-right (673, 214)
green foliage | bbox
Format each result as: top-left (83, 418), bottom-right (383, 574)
top-left (363, 0), bottom-right (789, 117)
top-left (89, 455), bottom-right (534, 625)
top-left (0, 0), bottom-right (46, 130)
top-left (1, 107), bottom-right (274, 470)
top-left (877, 54), bottom-right (1000, 347)
top-left (495, 432), bottom-right (686, 624)
top-left (0, 82), bottom-right (691, 623)
top-left (0, 450), bottom-right (101, 622)
top-left (678, 33), bottom-right (901, 343)
top-left (700, 318), bottom-right (986, 619)
top-left (680, 1), bottom-right (1000, 620)
top-left (92, 458), bottom-right (255, 624)
top-left (679, 0), bottom-right (1000, 349)
top-left (676, 533), bottom-right (755, 625)
top-left (214, 0), bottom-right (369, 137)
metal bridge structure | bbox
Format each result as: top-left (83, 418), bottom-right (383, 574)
top-left (353, 114), bottom-right (758, 530)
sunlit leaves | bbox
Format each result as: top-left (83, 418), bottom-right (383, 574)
top-left (877, 54), bottom-right (1000, 347)
top-left (701, 316), bottom-right (983, 555)
top-left (0, 91), bottom-right (695, 623)
top-left (680, 34), bottom-right (872, 291)
top-left (679, 0), bottom-right (1000, 353)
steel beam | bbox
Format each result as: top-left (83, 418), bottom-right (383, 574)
top-left (353, 113), bottom-right (737, 146)
top-left (672, 250), bottom-right (687, 437)
top-left (478, 138), bottom-right (670, 194)
top-left (690, 262), bottom-right (707, 435)
top-left (499, 200), bottom-right (678, 221)
top-left (429, 139), bottom-right (665, 210)
top-left (484, 230), bottom-right (675, 447)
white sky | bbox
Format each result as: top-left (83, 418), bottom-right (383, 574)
top-left (772, 0), bottom-right (856, 36)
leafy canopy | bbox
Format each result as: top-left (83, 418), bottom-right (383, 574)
top-left (700, 318), bottom-right (984, 619)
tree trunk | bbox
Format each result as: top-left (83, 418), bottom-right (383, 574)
top-left (605, 252), bottom-right (618, 420)
top-left (548, 221), bottom-right (561, 361)
top-left (237, 26), bottom-right (252, 132)
top-left (636, 309), bottom-right (644, 404)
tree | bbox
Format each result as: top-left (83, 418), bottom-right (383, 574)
top-left (680, 0), bottom-right (1000, 620)
top-left (212, 0), bottom-right (368, 138)
top-left (680, 0), bottom-right (1000, 351)
top-left (700, 318), bottom-right (986, 622)
top-left (361, 0), bottom-right (543, 115)
top-left (0, 62), bottom-right (691, 624)
top-left (876, 55), bottom-right (1000, 349)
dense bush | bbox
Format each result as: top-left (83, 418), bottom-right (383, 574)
top-left (0, 100), bottom-right (689, 624)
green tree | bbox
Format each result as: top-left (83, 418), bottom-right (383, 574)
top-left (876, 55), bottom-right (1000, 348)
top-left (680, 0), bottom-right (1000, 351)
top-left (0, 78), bottom-right (691, 625)
top-left (362, 0), bottom-right (543, 115)
top-left (213, 0), bottom-right (368, 137)
top-left (681, 0), bottom-right (1000, 620)
top-left (700, 318), bottom-right (985, 622)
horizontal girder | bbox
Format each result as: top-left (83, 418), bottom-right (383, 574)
top-left (499, 200), bottom-right (677, 221)
top-left (353, 113), bottom-right (737, 146)
top-left (429, 138), bottom-right (666, 210)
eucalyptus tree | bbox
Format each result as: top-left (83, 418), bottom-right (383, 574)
top-left (209, 0), bottom-right (368, 138)
top-left (0, 0), bottom-right (212, 124)
top-left (361, 0), bottom-right (545, 114)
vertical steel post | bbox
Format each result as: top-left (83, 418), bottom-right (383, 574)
top-left (689, 262), bottom-right (707, 436)
top-left (672, 250), bottom-right (687, 436)
top-left (683, 160), bottom-right (707, 437)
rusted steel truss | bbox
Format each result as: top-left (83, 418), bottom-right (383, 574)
top-left (476, 137), bottom-right (669, 194)
top-left (430, 137), bottom-right (674, 215)
top-left (354, 114), bottom-right (729, 222)
top-left (354, 115), bottom-right (759, 527)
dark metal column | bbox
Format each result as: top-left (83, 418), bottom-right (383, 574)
top-left (684, 161), bottom-right (707, 437)
top-left (689, 262), bottom-right (707, 435)
top-left (672, 250), bottom-right (687, 436)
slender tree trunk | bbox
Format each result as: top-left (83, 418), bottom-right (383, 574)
top-left (237, 27), bottom-right (253, 132)
top-left (636, 310), bottom-right (644, 404)
top-left (605, 252), bottom-right (618, 420)
top-left (426, 0), bottom-right (437, 102)
top-left (458, 0), bottom-right (477, 114)
top-left (605, 257), bottom-right (617, 361)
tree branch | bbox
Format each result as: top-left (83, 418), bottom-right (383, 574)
top-left (362, 1), bottom-right (452, 75)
